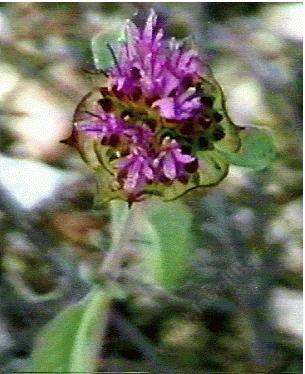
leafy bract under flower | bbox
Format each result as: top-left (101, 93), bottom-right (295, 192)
top-left (63, 9), bottom-right (244, 205)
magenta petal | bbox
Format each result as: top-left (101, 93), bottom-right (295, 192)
top-left (152, 97), bottom-right (175, 119)
top-left (182, 97), bottom-right (201, 110)
top-left (117, 77), bottom-right (126, 90)
top-left (186, 57), bottom-right (202, 74)
top-left (162, 70), bottom-right (180, 96)
top-left (178, 50), bottom-right (197, 71)
top-left (125, 20), bottom-right (140, 59)
top-left (163, 152), bottom-right (176, 180)
top-left (178, 88), bottom-right (196, 103)
top-left (143, 9), bottom-right (157, 42)
top-left (124, 160), bottom-right (141, 193)
top-left (144, 53), bottom-right (153, 76)
top-left (155, 28), bottom-right (164, 42)
top-left (143, 164), bottom-right (154, 180)
top-left (173, 149), bottom-right (194, 164)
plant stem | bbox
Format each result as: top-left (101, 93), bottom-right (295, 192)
top-left (100, 200), bottom-right (132, 281)
top-left (111, 310), bottom-right (176, 374)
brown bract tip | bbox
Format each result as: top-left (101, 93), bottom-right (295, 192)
top-left (60, 128), bottom-right (78, 147)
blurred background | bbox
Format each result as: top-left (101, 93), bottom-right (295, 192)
top-left (0, 2), bottom-right (302, 373)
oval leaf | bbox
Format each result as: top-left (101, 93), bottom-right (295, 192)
top-left (131, 201), bottom-right (194, 290)
top-left (30, 288), bottom-right (110, 373)
top-left (216, 127), bottom-right (277, 170)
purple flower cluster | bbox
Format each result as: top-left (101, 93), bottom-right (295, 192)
top-left (70, 9), bottom-right (228, 203)
top-left (109, 11), bottom-right (205, 120)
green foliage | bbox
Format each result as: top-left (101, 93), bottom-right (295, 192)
top-left (217, 127), bottom-right (277, 170)
top-left (91, 30), bottom-right (121, 70)
top-left (136, 200), bottom-right (194, 289)
top-left (30, 288), bottom-right (110, 373)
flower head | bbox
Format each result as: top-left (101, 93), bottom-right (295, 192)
top-left (63, 9), bottom-right (241, 205)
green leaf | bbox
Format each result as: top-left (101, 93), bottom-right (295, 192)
top-left (216, 127), bottom-right (277, 170)
top-left (132, 200), bottom-right (193, 290)
top-left (30, 288), bottom-right (110, 373)
top-left (91, 31), bottom-right (120, 70)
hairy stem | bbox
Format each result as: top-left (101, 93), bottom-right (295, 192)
top-left (100, 200), bottom-right (132, 280)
